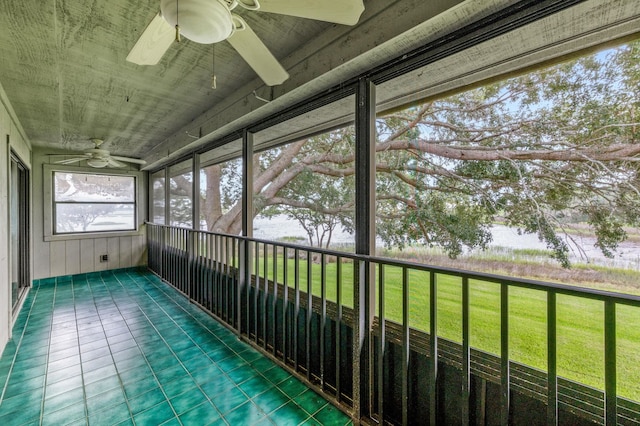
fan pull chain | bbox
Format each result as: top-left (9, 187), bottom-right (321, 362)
top-left (175, 0), bottom-right (181, 42)
top-left (211, 45), bottom-right (217, 89)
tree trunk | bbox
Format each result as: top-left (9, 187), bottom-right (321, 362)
top-left (202, 165), bottom-right (223, 232)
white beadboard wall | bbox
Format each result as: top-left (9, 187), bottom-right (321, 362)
top-left (33, 149), bottom-right (148, 279)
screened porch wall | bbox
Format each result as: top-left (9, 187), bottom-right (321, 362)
top-left (146, 223), bottom-right (640, 425)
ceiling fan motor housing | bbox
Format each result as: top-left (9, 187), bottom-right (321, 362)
top-left (160, 0), bottom-right (233, 44)
top-left (86, 159), bottom-right (109, 168)
top-left (86, 148), bottom-right (111, 157)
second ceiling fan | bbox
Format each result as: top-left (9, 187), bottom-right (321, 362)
top-left (127, 0), bottom-right (365, 86)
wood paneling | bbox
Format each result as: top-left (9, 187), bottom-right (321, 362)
top-left (33, 240), bottom-right (50, 279)
top-left (37, 233), bottom-right (146, 278)
top-left (107, 237), bottom-right (120, 270)
top-left (65, 240), bottom-right (81, 275)
top-left (2, 82), bottom-right (33, 354)
top-left (133, 234), bottom-right (146, 266)
top-left (0, 103), bottom-right (9, 353)
top-left (49, 241), bottom-right (66, 277)
top-left (94, 238), bottom-right (108, 272)
top-left (80, 239), bottom-right (94, 273)
top-left (119, 236), bottom-right (132, 268)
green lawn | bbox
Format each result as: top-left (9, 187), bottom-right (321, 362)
top-left (251, 252), bottom-right (640, 401)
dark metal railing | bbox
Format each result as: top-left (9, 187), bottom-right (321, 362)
top-left (147, 223), bottom-right (640, 425)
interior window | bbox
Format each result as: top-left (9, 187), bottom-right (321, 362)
top-left (53, 171), bottom-right (136, 234)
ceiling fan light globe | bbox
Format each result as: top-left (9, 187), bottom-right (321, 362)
top-left (87, 159), bottom-right (109, 168)
top-left (160, 0), bottom-right (233, 44)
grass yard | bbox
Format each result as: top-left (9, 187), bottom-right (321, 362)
top-left (252, 251), bottom-right (640, 401)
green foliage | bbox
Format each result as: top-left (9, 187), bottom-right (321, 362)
top-left (586, 205), bottom-right (627, 258)
top-left (169, 171), bottom-right (193, 227)
top-left (197, 41), bottom-right (640, 266)
top-left (219, 159), bottom-right (242, 211)
top-left (377, 191), bottom-right (493, 258)
top-left (373, 42), bottom-right (640, 266)
top-left (258, 129), bottom-right (355, 247)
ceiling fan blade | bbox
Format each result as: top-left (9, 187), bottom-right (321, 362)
top-left (126, 12), bottom-right (175, 66)
top-left (111, 156), bottom-right (147, 165)
top-left (227, 17), bottom-right (289, 86)
top-left (257, 0), bottom-right (364, 25)
top-left (106, 158), bottom-right (128, 168)
top-left (54, 157), bottom-right (87, 165)
top-left (47, 152), bottom-right (87, 156)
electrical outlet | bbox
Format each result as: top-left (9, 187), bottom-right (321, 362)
top-left (100, 254), bottom-right (109, 262)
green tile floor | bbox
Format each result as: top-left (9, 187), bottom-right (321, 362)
top-left (0, 269), bottom-right (352, 426)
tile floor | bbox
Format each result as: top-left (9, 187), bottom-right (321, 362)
top-left (0, 268), bottom-right (351, 426)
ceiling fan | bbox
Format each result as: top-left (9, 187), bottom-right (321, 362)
top-left (54, 139), bottom-right (147, 169)
top-left (126, 0), bottom-right (365, 86)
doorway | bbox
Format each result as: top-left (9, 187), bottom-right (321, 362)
top-left (10, 151), bottom-right (30, 314)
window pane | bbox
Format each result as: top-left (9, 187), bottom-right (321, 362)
top-left (199, 145), bottom-right (242, 232)
top-left (151, 170), bottom-right (165, 224)
top-left (55, 203), bottom-right (135, 233)
top-left (169, 160), bottom-right (193, 228)
top-left (54, 172), bottom-right (135, 202)
top-left (252, 95), bottom-right (356, 249)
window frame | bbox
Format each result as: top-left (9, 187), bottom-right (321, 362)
top-left (149, 168), bottom-right (167, 225)
top-left (168, 159), bottom-right (194, 229)
top-left (43, 164), bottom-right (144, 241)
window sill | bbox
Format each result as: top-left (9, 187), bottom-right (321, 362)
top-left (43, 228), bottom-right (144, 242)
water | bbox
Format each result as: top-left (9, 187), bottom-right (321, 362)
top-left (253, 215), bottom-right (640, 270)
top-left (489, 225), bottom-right (640, 269)
top-left (253, 215), bottom-right (355, 244)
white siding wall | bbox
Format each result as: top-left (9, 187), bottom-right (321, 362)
top-left (32, 150), bottom-right (148, 280)
top-left (0, 81), bottom-right (32, 356)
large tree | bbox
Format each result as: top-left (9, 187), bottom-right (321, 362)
top-left (192, 42), bottom-right (640, 266)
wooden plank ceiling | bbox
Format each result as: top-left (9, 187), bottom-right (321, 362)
top-left (1, 0), bottom-right (638, 168)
